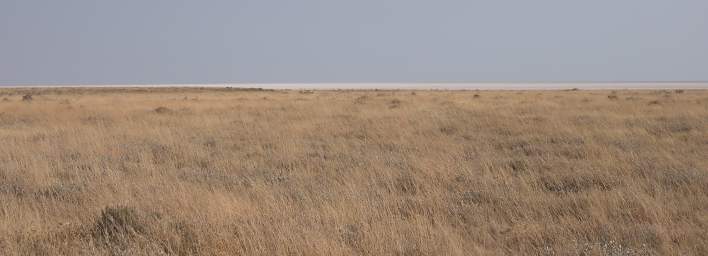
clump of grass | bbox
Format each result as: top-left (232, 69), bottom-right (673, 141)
top-left (340, 224), bottom-right (364, 251)
top-left (675, 89), bottom-right (685, 94)
top-left (22, 94), bottom-right (33, 102)
top-left (539, 175), bottom-right (616, 194)
top-left (439, 125), bottom-right (457, 135)
top-left (607, 95), bottom-right (618, 100)
top-left (388, 99), bottom-right (402, 108)
top-left (648, 100), bottom-right (661, 105)
top-left (93, 206), bottom-right (149, 246)
top-left (394, 175), bottom-right (419, 195)
top-left (154, 106), bottom-right (173, 114)
top-left (354, 95), bottom-right (368, 104)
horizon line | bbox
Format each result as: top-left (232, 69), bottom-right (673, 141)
top-left (2, 82), bottom-right (708, 90)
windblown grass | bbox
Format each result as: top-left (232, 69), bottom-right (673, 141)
top-left (0, 88), bottom-right (706, 255)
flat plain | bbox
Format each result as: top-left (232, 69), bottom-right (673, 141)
top-left (0, 88), bottom-right (706, 255)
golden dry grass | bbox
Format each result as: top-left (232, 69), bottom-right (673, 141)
top-left (0, 88), bottom-right (707, 255)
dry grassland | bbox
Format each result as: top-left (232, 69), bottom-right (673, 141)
top-left (0, 88), bottom-right (707, 255)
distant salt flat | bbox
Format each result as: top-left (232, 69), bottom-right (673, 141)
top-left (3, 82), bottom-right (708, 90)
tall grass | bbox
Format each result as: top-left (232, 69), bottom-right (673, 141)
top-left (0, 88), bottom-right (706, 255)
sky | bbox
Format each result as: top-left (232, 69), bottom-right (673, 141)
top-left (1, 0), bottom-right (707, 85)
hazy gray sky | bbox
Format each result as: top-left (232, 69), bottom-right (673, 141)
top-left (1, 0), bottom-right (707, 84)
